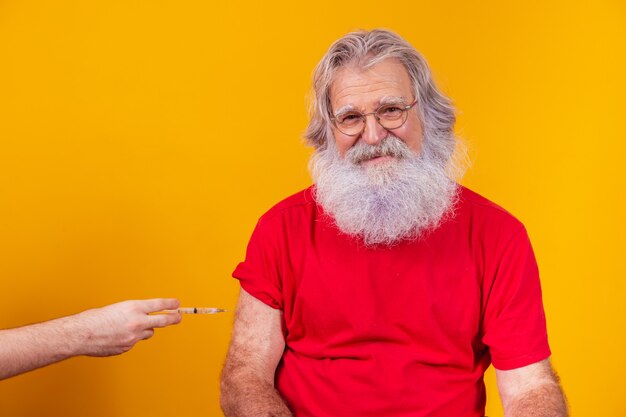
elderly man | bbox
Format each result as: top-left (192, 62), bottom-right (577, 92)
top-left (220, 29), bottom-right (567, 416)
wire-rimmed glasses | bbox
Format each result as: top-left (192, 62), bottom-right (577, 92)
top-left (331, 100), bottom-right (418, 136)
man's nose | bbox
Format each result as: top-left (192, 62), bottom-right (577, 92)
top-left (361, 114), bottom-right (387, 145)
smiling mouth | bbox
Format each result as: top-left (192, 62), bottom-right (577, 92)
top-left (360, 155), bottom-right (395, 165)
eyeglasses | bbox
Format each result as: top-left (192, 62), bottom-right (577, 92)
top-left (331, 100), bottom-right (418, 136)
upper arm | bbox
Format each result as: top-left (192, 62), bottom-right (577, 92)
top-left (495, 359), bottom-right (560, 406)
top-left (223, 288), bottom-right (285, 385)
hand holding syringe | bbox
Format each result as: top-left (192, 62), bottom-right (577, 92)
top-left (161, 307), bottom-right (228, 314)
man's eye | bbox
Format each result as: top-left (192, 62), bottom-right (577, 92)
top-left (379, 106), bottom-right (403, 117)
top-left (338, 113), bottom-right (361, 124)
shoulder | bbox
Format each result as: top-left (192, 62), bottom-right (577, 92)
top-left (450, 186), bottom-right (530, 251)
top-left (245, 186), bottom-right (319, 249)
top-left (456, 185), bottom-right (526, 232)
top-left (257, 186), bottom-right (317, 225)
top-left (458, 186), bottom-right (518, 219)
top-left (248, 187), bottom-right (320, 242)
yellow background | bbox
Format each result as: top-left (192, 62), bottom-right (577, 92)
top-left (1, 1), bottom-right (624, 416)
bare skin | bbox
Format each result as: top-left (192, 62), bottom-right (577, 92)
top-left (496, 359), bottom-right (569, 416)
top-left (220, 289), bottom-right (292, 417)
top-left (0, 298), bottom-right (182, 380)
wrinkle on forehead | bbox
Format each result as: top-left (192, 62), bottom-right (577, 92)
top-left (331, 74), bottom-right (404, 102)
top-left (330, 59), bottom-right (413, 113)
top-left (333, 95), bottom-right (410, 117)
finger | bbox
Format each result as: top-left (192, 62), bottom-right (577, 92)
top-left (145, 312), bottom-right (182, 329)
top-left (137, 298), bottom-right (180, 313)
top-left (141, 329), bottom-right (155, 340)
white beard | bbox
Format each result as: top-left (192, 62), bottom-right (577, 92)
top-left (310, 135), bottom-right (459, 246)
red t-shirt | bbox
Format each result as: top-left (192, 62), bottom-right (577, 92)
top-left (233, 186), bottom-right (551, 417)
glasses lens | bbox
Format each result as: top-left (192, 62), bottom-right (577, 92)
top-left (377, 104), bottom-right (407, 129)
top-left (335, 112), bottom-right (363, 135)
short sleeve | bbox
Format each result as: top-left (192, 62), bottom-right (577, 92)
top-left (482, 227), bottom-right (551, 370)
top-left (232, 216), bottom-right (284, 310)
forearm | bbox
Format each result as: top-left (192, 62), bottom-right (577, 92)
top-left (221, 368), bottom-right (292, 417)
top-left (505, 383), bottom-right (568, 417)
top-left (0, 316), bottom-right (84, 380)
top-left (0, 299), bottom-right (181, 380)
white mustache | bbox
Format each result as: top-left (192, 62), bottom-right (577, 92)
top-left (346, 136), bottom-right (413, 164)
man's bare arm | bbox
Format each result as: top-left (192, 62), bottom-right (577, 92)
top-left (220, 289), bottom-right (292, 417)
top-left (496, 359), bottom-right (568, 417)
top-left (0, 299), bottom-right (182, 380)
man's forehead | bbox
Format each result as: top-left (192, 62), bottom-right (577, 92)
top-left (329, 59), bottom-right (413, 111)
